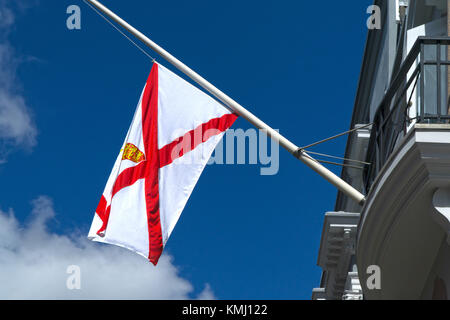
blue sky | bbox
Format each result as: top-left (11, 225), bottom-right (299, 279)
top-left (0, 0), bottom-right (372, 299)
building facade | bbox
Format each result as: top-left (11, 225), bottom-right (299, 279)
top-left (313, 0), bottom-right (450, 300)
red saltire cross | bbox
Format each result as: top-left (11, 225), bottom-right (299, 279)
top-left (94, 64), bottom-right (237, 265)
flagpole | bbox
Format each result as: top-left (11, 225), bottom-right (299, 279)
top-left (83, 0), bottom-right (366, 206)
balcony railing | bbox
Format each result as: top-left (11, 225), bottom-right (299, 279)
top-left (364, 37), bottom-right (450, 192)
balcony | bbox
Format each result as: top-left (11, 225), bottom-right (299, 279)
top-left (357, 37), bottom-right (450, 299)
top-left (364, 37), bottom-right (450, 192)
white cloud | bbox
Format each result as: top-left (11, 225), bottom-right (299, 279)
top-left (196, 283), bottom-right (216, 300)
top-left (0, 4), bottom-right (13, 29)
top-left (0, 196), bottom-right (215, 299)
top-left (0, 1), bottom-right (37, 161)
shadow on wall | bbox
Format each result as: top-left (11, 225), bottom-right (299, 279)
top-left (432, 277), bottom-right (448, 300)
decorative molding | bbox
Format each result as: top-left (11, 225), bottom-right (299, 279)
top-left (342, 272), bottom-right (363, 300)
top-left (357, 124), bottom-right (450, 299)
top-left (311, 288), bottom-right (326, 301)
top-left (313, 212), bottom-right (360, 300)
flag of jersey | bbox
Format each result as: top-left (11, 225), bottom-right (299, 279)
top-left (88, 63), bottom-right (238, 265)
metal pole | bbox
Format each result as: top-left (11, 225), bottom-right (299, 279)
top-left (84, 0), bottom-right (366, 206)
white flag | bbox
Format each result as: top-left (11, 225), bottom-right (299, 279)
top-left (88, 63), bottom-right (237, 265)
